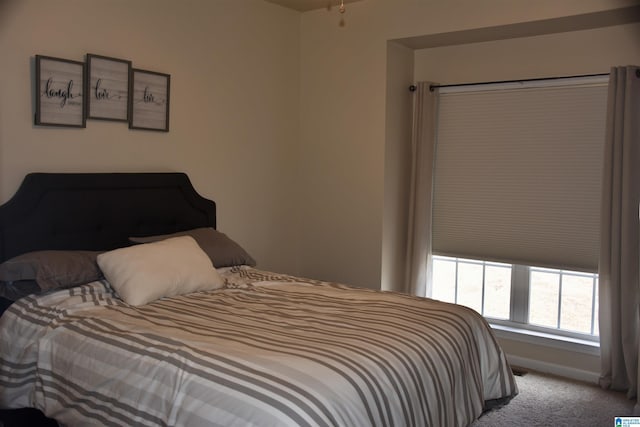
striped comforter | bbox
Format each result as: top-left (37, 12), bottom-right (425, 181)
top-left (0, 266), bottom-right (517, 426)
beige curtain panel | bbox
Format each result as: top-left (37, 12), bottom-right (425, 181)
top-left (404, 82), bottom-right (438, 296)
top-left (598, 65), bottom-right (640, 414)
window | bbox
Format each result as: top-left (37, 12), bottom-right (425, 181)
top-left (431, 76), bottom-right (608, 273)
top-left (431, 255), bottom-right (599, 341)
top-left (431, 256), bottom-right (511, 319)
top-left (428, 76), bottom-right (608, 343)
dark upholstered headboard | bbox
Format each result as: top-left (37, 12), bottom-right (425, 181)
top-left (0, 173), bottom-right (216, 264)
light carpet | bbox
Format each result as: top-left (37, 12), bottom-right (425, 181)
top-left (472, 370), bottom-right (635, 427)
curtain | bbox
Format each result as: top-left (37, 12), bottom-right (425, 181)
top-left (599, 65), bottom-right (640, 413)
top-left (404, 82), bottom-right (439, 296)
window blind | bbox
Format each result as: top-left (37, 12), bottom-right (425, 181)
top-left (432, 77), bottom-right (608, 273)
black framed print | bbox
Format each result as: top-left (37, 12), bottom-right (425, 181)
top-left (35, 55), bottom-right (85, 128)
top-left (86, 54), bottom-right (131, 121)
top-left (129, 68), bottom-right (170, 132)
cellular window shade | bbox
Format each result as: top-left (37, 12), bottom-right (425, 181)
top-left (432, 79), bottom-right (608, 273)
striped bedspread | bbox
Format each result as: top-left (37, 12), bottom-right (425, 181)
top-left (0, 266), bottom-right (517, 426)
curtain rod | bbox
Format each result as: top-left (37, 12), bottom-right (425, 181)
top-left (408, 72), bottom-right (610, 92)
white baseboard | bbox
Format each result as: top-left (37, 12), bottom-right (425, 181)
top-left (507, 354), bottom-right (600, 384)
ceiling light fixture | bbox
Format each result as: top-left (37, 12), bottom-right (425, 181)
top-left (339, 0), bottom-right (345, 13)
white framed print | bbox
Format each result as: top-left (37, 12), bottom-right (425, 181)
top-left (35, 55), bottom-right (86, 128)
top-left (86, 54), bottom-right (131, 122)
top-left (129, 68), bottom-right (170, 132)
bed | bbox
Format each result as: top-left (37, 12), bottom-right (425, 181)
top-left (0, 172), bottom-right (517, 427)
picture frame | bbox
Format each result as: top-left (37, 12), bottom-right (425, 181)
top-left (129, 68), bottom-right (170, 132)
top-left (86, 54), bottom-right (131, 122)
top-left (35, 55), bottom-right (86, 128)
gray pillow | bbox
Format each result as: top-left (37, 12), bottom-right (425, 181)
top-left (129, 227), bottom-right (256, 268)
top-left (0, 280), bottom-right (40, 301)
top-left (0, 250), bottom-right (104, 296)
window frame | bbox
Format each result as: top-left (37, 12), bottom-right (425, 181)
top-left (431, 255), bottom-right (600, 344)
top-left (428, 76), bottom-right (607, 347)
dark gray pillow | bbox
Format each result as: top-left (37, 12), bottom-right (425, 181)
top-left (0, 250), bottom-right (104, 298)
top-left (0, 280), bottom-right (40, 301)
top-left (130, 227), bottom-right (256, 268)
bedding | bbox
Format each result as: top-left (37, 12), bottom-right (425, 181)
top-left (129, 227), bottom-right (256, 268)
top-left (0, 250), bottom-right (103, 300)
top-left (0, 266), bottom-right (517, 427)
top-left (0, 172), bottom-right (517, 427)
top-left (97, 235), bottom-right (224, 306)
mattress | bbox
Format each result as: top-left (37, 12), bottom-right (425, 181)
top-left (0, 266), bottom-right (517, 427)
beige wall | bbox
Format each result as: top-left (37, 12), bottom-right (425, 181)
top-left (382, 41), bottom-right (413, 292)
top-left (1, 0), bottom-right (639, 379)
top-left (299, 0), bottom-right (640, 291)
top-left (410, 21), bottom-right (640, 379)
top-left (413, 22), bottom-right (640, 84)
top-left (0, 0), bottom-right (301, 274)
top-left (2, 0), bottom-right (637, 290)
top-left (299, 0), bottom-right (639, 379)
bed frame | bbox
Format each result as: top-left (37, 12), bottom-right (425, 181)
top-left (0, 172), bottom-right (216, 264)
top-left (0, 172), bottom-right (217, 426)
top-left (0, 172), bottom-right (217, 312)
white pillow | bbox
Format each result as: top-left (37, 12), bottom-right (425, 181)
top-left (97, 236), bottom-right (224, 306)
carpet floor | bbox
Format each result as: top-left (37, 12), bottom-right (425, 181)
top-left (472, 370), bottom-right (635, 426)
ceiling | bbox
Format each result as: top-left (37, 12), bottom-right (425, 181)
top-left (264, 0), bottom-right (364, 12)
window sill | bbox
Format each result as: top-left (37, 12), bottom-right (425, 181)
top-left (489, 323), bottom-right (600, 356)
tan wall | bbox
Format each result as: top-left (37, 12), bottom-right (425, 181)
top-left (2, 0), bottom-right (638, 379)
top-left (382, 41), bottom-right (414, 292)
top-left (409, 21), bottom-right (639, 381)
top-left (498, 335), bottom-right (601, 382)
top-left (299, 0), bottom-right (639, 378)
top-left (299, 0), bottom-right (640, 290)
top-left (414, 22), bottom-right (640, 84)
top-left (0, 0), bottom-right (301, 274)
top-left (3, 0), bottom-right (636, 290)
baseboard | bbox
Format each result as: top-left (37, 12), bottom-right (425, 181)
top-left (506, 354), bottom-right (600, 384)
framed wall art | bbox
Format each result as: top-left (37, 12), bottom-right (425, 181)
top-left (86, 54), bottom-right (131, 121)
top-left (35, 55), bottom-right (86, 128)
top-left (129, 68), bottom-right (170, 132)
